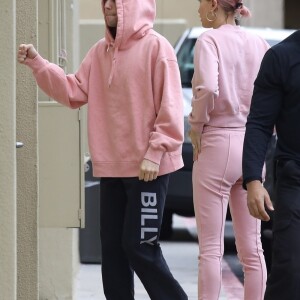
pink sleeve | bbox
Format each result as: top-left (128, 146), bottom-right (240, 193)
top-left (25, 54), bottom-right (90, 109)
top-left (144, 58), bottom-right (184, 164)
top-left (189, 38), bottom-right (219, 134)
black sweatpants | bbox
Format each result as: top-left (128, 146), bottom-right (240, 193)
top-left (100, 175), bottom-right (188, 300)
top-left (264, 160), bottom-right (300, 300)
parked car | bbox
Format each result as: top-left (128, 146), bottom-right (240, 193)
top-left (162, 26), bottom-right (295, 240)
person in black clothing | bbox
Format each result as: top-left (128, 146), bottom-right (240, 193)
top-left (243, 30), bottom-right (300, 300)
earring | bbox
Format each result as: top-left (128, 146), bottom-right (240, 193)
top-left (235, 11), bottom-right (242, 22)
top-left (206, 10), bottom-right (217, 22)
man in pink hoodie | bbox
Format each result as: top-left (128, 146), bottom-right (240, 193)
top-left (18, 0), bottom-right (187, 299)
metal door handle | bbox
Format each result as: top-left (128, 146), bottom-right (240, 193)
top-left (16, 142), bottom-right (24, 148)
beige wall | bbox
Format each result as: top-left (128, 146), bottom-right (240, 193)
top-left (0, 0), bottom-right (17, 298)
top-left (38, 1), bottom-right (81, 299)
top-left (156, 0), bottom-right (200, 27)
top-left (243, 0), bottom-right (284, 28)
top-left (1, 1), bottom-right (39, 298)
top-left (16, 0), bottom-right (39, 298)
top-left (79, 0), bottom-right (284, 30)
top-left (79, 0), bottom-right (284, 51)
top-left (79, 0), bottom-right (199, 26)
top-left (79, 0), bottom-right (199, 44)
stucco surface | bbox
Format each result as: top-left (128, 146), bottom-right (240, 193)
top-left (79, 0), bottom-right (284, 29)
top-left (16, 0), bottom-right (39, 299)
top-left (0, 1), bottom-right (17, 299)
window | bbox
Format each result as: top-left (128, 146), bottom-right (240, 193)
top-left (176, 38), bottom-right (196, 88)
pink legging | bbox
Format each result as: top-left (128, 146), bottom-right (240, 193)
top-left (192, 128), bottom-right (267, 300)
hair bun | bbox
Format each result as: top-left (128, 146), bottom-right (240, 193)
top-left (235, 2), bottom-right (243, 10)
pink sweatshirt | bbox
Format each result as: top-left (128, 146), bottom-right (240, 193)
top-left (25, 0), bottom-right (184, 177)
top-left (189, 24), bottom-right (269, 135)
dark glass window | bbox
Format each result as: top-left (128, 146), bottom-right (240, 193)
top-left (176, 38), bottom-right (197, 88)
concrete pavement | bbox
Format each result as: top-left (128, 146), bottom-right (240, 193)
top-left (75, 216), bottom-right (243, 299)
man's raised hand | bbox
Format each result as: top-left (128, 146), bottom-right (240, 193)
top-left (17, 44), bottom-right (38, 64)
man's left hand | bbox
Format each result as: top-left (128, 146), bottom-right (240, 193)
top-left (246, 180), bottom-right (274, 221)
top-left (139, 159), bottom-right (159, 182)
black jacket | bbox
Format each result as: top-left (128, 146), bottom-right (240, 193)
top-left (243, 30), bottom-right (300, 187)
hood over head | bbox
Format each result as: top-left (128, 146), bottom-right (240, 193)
top-left (102, 0), bottom-right (156, 49)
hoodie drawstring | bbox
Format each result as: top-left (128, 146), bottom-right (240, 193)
top-left (108, 46), bottom-right (119, 87)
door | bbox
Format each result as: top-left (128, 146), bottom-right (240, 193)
top-left (39, 102), bottom-right (85, 228)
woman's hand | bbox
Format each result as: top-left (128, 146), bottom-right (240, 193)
top-left (189, 129), bottom-right (201, 161)
top-left (17, 44), bottom-right (38, 64)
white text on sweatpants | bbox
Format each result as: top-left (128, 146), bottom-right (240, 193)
top-left (140, 192), bottom-right (158, 245)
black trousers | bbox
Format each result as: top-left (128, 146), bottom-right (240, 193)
top-left (264, 160), bottom-right (300, 300)
top-left (100, 175), bottom-right (187, 300)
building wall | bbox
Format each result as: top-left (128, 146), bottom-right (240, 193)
top-left (38, 1), bottom-right (81, 299)
top-left (79, 0), bottom-right (199, 27)
top-left (243, 0), bottom-right (284, 28)
top-left (15, 0), bottom-right (39, 299)
top-left (82, 0), bottom-right (285, 28)
top-left (1, 1), bottom-right (39, 298)
top-left (79, 0), bottom-right (284, 43)
top-left (0, 1), bottom-right (17, 298)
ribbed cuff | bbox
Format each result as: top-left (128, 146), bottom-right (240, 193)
top-left (242, 176), bottom-right (262, 190)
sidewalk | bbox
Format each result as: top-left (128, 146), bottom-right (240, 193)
top-left (75, 216), bottom-right (243, 299)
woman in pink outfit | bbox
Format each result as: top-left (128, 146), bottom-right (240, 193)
top-left (189, 1), bottom-right (270, 299)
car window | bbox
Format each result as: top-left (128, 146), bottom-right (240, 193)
top-left (176, 38), bottom-right (196, 88)
top-left (176, 36), bottom-right (281, 88)
top-left (266, 39), bottom-right (281, 47)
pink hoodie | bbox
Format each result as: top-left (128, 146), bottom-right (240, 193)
top-left (25, 0), bottom-right (184, 177)
top-left (189, 24), bottom-right (270, 135)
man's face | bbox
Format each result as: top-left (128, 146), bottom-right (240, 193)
top-left (104, 0), bottom-right (118, 28)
